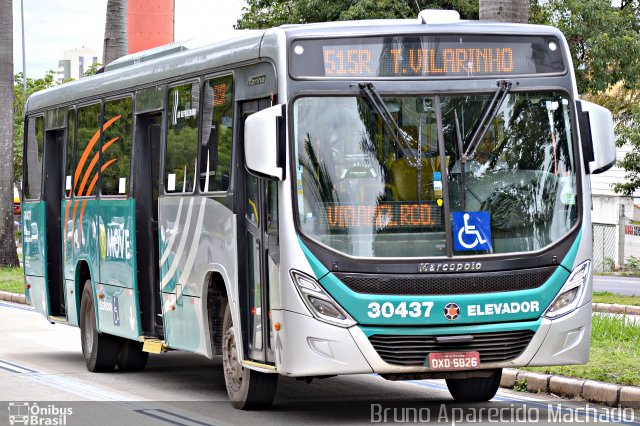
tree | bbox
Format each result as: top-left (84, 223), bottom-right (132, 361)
top-left (235, 0), bottom-right (478, 29)
top-left (0, 0), bottom-right (19, 267)
top-left (530, 0), bottom-right (640, 195)
top-left (479, 0), bottom-right (528, 23)
top-left (103, 0), bottom-right (128, 66)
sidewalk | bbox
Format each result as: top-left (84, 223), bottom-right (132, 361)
top-left (501, 369), bottom-right (640, 411)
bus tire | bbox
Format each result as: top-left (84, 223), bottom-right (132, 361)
top-left (222, 303), bottom-right (278, 410)
top-left (80, 280), bottom-right (120, 372)
top-left (445, 369), bottom-right (502, 402)
top-left (117, 340), bottom-right (148, 371)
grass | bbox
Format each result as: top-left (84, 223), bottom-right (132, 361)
top-left (525, 314), bottom-right (640, 386)
top-left (0, 267), bottom-right (24, 294)
top-left (592, 291), bottom-right (640, 306)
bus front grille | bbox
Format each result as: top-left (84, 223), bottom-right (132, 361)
top-left (368, 330), bottom-right (535, 366)
top-left (335, 267), bottom-right (556, 295)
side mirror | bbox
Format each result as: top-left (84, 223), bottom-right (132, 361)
top-left (244, 104), bottom-right (285, 180)
top-left (577, 100), bottom-right (616, 174)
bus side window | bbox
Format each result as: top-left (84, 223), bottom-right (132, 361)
top-left (64, 110), bottom-right (75, 198)
top-left (165, 82), bottom-right (199, 194)
top-left (200, 75), bottom-right (234, 193)
top-left (24, 116), bottom-right (44, 200)
top-left (75, 103), bottom-right (101, 197)
top-left (101, 97), bottom-right (133, 196)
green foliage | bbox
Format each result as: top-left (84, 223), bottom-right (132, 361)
top-left (235, 0), bottom-right (478, 29)
top-left (625, 255), bottom-right (640, 269)
top-left (593, 291), bottom-right (640, 306)
top-left (531, 0), bottom-right (640, 96)
top-left (513, 378), bottom-right (528, 392)
top-left (525, 314), bottom-right (640, 386)
top-left (83, 62), bottom-right (103, 77)
top-left (603, 256), bottom-right (615, 272)
top-left (531, 0), bottom-right (640, 196)
top-left (0, 267), bottom-right (24, 295)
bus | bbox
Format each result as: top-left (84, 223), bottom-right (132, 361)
top-left (22, 10), bottom-right (616, 409)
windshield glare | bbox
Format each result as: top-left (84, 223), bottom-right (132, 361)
top-left (293, 92), bottom-right (577, 258)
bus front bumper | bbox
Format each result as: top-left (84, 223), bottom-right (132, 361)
top-left (272, 302), bottom-right (590, 377)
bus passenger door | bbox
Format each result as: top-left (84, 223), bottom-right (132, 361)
top-left (242, 99), bottom-right (279, 364)
top-left (133, 113), bottom-right (163, 338)
top-left (42, 129), bottom-right (65, 319)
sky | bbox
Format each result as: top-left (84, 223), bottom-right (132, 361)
top-left (12, 0), bottom-right (247, 78)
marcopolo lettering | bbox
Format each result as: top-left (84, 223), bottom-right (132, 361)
top-left (419, 262), bottom-right (482, 273)
top-left (467, 301), bottom-right (540, 316)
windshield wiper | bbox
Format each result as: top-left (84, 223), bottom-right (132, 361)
top-left (462, 80), bottom-right (513, 163)
top-left (358, 82), bottom-right (419, 168)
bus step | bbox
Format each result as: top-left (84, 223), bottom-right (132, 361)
top-left (140, 337), bottom-right (168, 354)
top-left (48, 316), bottom-right (68, 324)
top-left (241, 360), bottom-right (277, 374)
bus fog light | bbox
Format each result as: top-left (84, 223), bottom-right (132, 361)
top-left (544, 260), bottom-right (591, 319)
top-left (290, 270), bottom-right (356, 328)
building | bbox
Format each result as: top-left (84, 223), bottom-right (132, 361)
top-left (57, 47), bottom-right (99, 83)
top-left (590, 143), bottom-right (640, 271)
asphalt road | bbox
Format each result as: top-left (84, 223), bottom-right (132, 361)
top-left (593, 275), bottom-right (640, 296)
top-left (0, 301), bottom-right (638, 426)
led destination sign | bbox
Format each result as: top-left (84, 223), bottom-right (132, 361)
top-left (291, 35), bottom-right (565, 78)
top-left (321, 202), bottom-right (442, 230)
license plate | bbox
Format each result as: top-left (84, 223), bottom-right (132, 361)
top-left (426, 351), bottom-right (480, 370)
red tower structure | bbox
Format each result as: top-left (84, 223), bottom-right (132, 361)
top-left (127, 0), bottom-right (175, 54)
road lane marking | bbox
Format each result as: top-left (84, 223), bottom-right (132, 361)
top-left (134, 409), bottom-right (216, 426)
top-left (0, 359), bottom-right (38, 374)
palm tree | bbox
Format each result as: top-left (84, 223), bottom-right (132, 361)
top-left (479, 0), bottom-right (529, 23)
top-left (103, 0), bottom-right (128, 66)
top-left (0, 0), bottom-right (19, 267)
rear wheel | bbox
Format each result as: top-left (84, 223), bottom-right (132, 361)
top-left (79, 280), bottom-right (120, 372)
top-left (222, 303), bottom-right (277, 410)
top-left (445, 369), bottom-right (502, 402)
top-left (117, 340), bottom-right (149, 371)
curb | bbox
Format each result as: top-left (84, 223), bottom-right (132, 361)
top-left (0, 290), bottom-right (26, 305)
top-left (501, 369), bottom-right (640, 411)
top-left (593, 303), bottom-right (640, 316)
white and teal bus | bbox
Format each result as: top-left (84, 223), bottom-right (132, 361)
top-left (22, 10), bottom-right (616, 409)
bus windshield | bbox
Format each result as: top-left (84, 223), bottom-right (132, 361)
top-left (293, 91), bottom-right (578, 258)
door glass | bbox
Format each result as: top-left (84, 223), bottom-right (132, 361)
top-left (248, 234), bottom-right (262, 351)
top-left (24, 116), bottom-right (44, 200)
top-left (246, 175), bottom-right (259, 226)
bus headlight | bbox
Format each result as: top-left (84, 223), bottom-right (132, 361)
top-left (290, 270), bottom-right (356, 328)
top-left (544, 260), bottom-right (591, 319)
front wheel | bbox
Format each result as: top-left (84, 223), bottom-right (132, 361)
top-left (79, 280), bottom-right (120, 372)
top-left (222, 303), bottom-right (277, 410)
top-left (446, 369), bottom-right (502, 402)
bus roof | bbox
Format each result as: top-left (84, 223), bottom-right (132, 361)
top-left (25, 17), bottom-right (564, 114)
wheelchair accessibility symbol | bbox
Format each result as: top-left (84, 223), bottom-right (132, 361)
top-left (452, 211), bottom-right (492, 252)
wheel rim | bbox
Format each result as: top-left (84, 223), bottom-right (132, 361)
top-left (223, 326), bottom-right (243, 390)
top-left (82, 302), bottom-right (94, 357)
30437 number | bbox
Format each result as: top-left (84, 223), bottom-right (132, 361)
top-left (367, 301), bottom-right (434, 319)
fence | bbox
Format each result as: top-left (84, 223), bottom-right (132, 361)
top-left (593, 223), bottom-right (617, 272)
